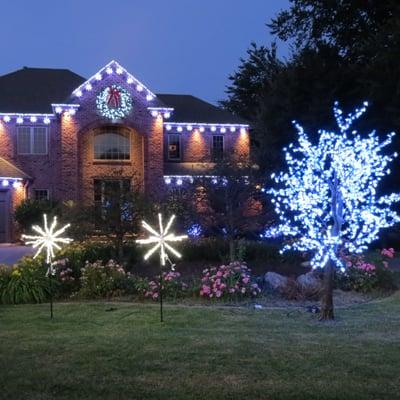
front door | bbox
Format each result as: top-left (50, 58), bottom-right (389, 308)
top-left (0, 190), bottom-right (9, 242)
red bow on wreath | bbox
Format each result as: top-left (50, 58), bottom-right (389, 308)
top-left (107, 87), bottom-right (121, 109)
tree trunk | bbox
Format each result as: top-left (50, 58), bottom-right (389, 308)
top-left (115, 235), bottom-right (124, 263)
top-left (320, 259), bottom-right (335, 320)
top-left (229, 238), bottom-right (235, 262)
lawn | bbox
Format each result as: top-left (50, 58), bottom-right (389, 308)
top-left (1, 296), bottom-right (400, 400)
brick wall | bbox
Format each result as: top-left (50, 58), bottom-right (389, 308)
top-left (1, 76), bottom-right (250, 210)
top-left (165, 127), bottom-right (250, 163)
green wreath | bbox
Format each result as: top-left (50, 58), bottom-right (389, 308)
top-left (96, 85), bottom-right (132, 120)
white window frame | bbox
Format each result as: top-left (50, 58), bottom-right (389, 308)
top-left (93, 129), bottom-right (131, 161)
top-left (17, 126), bottom-right (48, 155)
top-left (167, 133), bottom-right (181, 161)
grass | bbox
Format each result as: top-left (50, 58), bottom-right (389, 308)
top-left (1, 296), bottom-right (400, 400)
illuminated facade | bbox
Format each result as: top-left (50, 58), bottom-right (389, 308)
top-left (0, 60), bottom-right (249, 242)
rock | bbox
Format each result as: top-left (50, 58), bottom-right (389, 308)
top-left (296, 271), bottom-right (322, 291)
top-left (264, 272), bottom-right (288, 291)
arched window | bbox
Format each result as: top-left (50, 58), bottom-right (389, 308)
top-left (93, 127), bottom-right (130, 160)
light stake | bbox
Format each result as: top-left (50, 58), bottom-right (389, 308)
top-left (22, 214), bottom-right (73, 319)
top-left (136, 214), bottom-right (187, 322)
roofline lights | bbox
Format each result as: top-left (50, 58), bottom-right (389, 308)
top-left (148, 107), bottom-right (174, 119)
top-left (71, 60), bottom-right (157, 102)
top-left (0, 113), bottom-right (54, 124)
top-left (51, 104), bottom-right (80, 115)
top-left (163, 122), bottom-right (249, 133)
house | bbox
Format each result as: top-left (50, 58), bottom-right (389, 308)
top-left (0, 60), bottom-right (250, 242)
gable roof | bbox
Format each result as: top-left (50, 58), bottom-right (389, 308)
top-left (0, 65), bottom-right (248, 125)
top-left (0, 157), bottom-right (31, 179)
top-left (156, 94), bottom-right (248, 124)
top-left (0, 67), bottom-right (85, 113)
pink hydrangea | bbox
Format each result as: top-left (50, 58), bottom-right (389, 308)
top-left (199, 261), bottom-right (261, 299)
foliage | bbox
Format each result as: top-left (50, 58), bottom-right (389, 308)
top-left (54, 240), bottom-right (141, 273)
top-left (194, 156), bottom-right (267, 261)
top-left (76, 260), bottom-right (126, 299)
top-left (223, 1), bottom-right (400, 185)
top-left (141, 271), bottom-right (188, 301)
top-left (14, 199), bottom-right (59, 233)
top-left (0, 258), bottom-right (49, 304)
top-left (52, 258), bottom-right (76, 297)
top-left (200, 262), bottom-right (261, 299)
top-left (337, 248), bottom-right (397, 293)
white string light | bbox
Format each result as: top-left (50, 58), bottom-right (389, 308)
top-left (136, 214), bottom-right (187, 267)
top-left (22, 214), bottom-right (73, 268)
top-left (264, 102), bottom-right (400, 271)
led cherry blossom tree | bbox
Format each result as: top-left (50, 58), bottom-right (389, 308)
top-left (266, 101), bottom-right (400, 320)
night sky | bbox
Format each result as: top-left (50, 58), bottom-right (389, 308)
top-left (0, 0), bottom-right (289, 104)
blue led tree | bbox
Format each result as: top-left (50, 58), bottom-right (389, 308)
top-left (266, 102), bottom-right (400, 320)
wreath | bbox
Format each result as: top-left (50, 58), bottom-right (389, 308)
top-left (96, 85), bottom-right (132, 120)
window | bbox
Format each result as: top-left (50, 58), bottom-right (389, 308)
top-left (34, 189), bottom-right (49, 201)
top-left (168, 134), bottom-right (181, 160)
top-left (212, 135), bottom-right (224, 161)
top-left (94, 179), bottom-right (132, 225)
top-left (17, 127), bottom-right (48, 155)
top-left (94, 128), bottom-right (130, 160)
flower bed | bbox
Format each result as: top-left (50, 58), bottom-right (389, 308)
top-left (200, 262), bottom-right (261, 299)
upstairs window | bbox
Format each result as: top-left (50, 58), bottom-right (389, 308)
top-left (94, 128), bottom-right (130, 160)
top-left (17, 126), bottom-right (48, 155)
top-left (168, 134), bottom-right (181, 160)
top-left (212, 135), bottom-right (224, 161)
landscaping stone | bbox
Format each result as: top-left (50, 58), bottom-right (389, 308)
top-left (264, 271), bottom-right (288, 291)
top-left (296, 271), bottom-right (322, 291)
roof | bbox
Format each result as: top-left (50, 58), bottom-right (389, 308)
top-left (0, 66), bottom-right (247, 124)
top-left (0, 67), bottom-right (85, 113)
top-left (157, 94), bottom-right (248, 124)
top-left (0, 157), bottom-right (31, 179)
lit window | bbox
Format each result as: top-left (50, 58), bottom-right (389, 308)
top-left (34, 189), bottom-right (49, 201)
top-left (168, 134), bottom-right (181, 160)
top-left (94, 128), bottom-right (130, 160)
top-left (212, 135), bottom-right (224, 161)
top-left (17, 127), bottom-right (48, 155)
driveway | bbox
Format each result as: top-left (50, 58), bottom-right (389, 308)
top-left (0, 244), bottom-right (34, 266)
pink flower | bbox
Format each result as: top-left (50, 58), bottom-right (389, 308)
top-left (242, 277), bottom-right (250, 284)
top-left (382, 248), bottom-right (395, 258)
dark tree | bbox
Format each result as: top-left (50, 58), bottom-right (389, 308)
top-left (195, 156), bottom-right (266, 261)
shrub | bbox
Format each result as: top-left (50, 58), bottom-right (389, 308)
top-left (55, 242), bottom-right (113, 275)
top-left (14, 199), bottom-right (59, 233)
top-left (337, 248), bottom-right (397, 293)
top-left (77, 260), bottom-right (126, 299)
top-left (142, 271), bottom-right (188, 301)
top-left (52, 258), bottom-right (77, 298)
top-left (0, 258), bottom-right (50, 304)
top-left (200, 262), bottom-right (261, 299)
top-left (55, 241), bottom-right (141, 271)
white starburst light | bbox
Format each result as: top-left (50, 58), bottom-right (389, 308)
top-left (22, 214), bottom-right (73, 266)
top-left (136, 214), bottom-right (188, 266)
